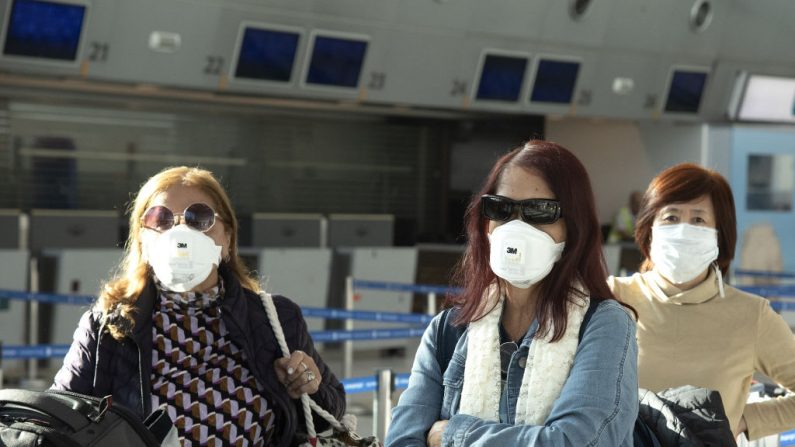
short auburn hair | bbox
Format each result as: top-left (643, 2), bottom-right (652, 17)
top-left (635, 163), bottom-right (736, 275)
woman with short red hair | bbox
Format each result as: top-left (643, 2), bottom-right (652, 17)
top-left (609, 163), bottom-right (795, 441)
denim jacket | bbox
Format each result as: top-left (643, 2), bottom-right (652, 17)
top-left (386, 299), bottom-right (638, 447)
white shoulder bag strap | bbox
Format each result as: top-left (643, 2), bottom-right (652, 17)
top-left (258, 292), bottom-right (350, 446)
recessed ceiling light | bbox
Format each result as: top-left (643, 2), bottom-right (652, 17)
top-left (569, 0), bottom-right (593, 20)
top-left (690, 0), bottom-right (713, 33)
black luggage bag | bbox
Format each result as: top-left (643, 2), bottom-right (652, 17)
top-left (0, 389), bottom-right (175, 447)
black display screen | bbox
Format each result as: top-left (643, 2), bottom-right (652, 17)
top-left (234, 27), bottom-right (300, 82)
top-left (3, 0), bottom-right (86, 61)
top-left (305, 35), bottom-right (367, 88)
top-left (530, 59), bottom-right (580, 104)
top-left (476, 54), bottom-right (528, 102)
top-left (665, 70), bottom-right (708, 113)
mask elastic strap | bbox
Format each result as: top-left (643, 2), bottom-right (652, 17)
top-left (713, 263), bottom-right (725, 298)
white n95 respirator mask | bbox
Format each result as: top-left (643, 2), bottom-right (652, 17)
top-left (488, 219), bottom-right (565, 289)
top-left (650, 223), bottom-right (718, 284)
top-left (141, 225), bottom-right (222, 292)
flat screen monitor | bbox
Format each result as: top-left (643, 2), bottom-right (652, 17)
top-left (731, 74), bottom-right (795, 123)
top-left (251, 213), bottom-right (324, 247)
top-left (3, 0), bottom-right (87, 61)
top-left (305, 34), bottom-right (368, 88)
top-left (664, 69), bottom-right (708, 113)
top-left (327, 214), bottom-right (393, 247)
top-left (476, 54), bottom-right (528, 102)
top-left (0, 211), bottom-right (21, 248)
top-left (0, 250), bottom-right (28, 347)
top-left (530, 59), bottom-right (580, 104)
top-left (30, 210), bottom-right (119, 251)
top-left (234, 26), bottom-right (300, 82)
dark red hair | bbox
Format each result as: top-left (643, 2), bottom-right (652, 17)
top-left (449, 140), bottom-right (623, 342)
top-left (635, 163), bottom-right (737, 275)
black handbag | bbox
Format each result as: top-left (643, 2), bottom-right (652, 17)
top-left (0, 388), bottom-right (177, 447)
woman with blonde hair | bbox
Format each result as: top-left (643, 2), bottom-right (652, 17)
top-left (53, 166), bottom-right (345, 446)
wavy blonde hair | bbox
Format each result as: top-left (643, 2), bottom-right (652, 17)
top-left (98, 166), bottom-right (260, 339)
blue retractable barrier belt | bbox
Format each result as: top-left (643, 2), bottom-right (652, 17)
top-left (301, 307), bottom-right (432, 324)
top-left (735, 269), bottom-right (795, 279)
top-left (309, 328), bottom-right (426, 342)
top-left (352, 280), bottom-right (460, 296)
top-left (341, 373), bottom-right (411, 394)
top-left (0, 290), bottom-right (94, 305)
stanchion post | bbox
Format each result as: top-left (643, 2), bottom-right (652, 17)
top-left (427, 292), bottom-right (437, 316)
top-left (28, 256), bottom-right (39, 382)
top-left (373, 368), bottom-right (394, 441)
top-left (344, 275), bottom-right (354, 379)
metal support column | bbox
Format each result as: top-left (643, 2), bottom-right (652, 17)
top-left (373, 368), bottom-right (394, 441)
top-left (344, 276), bottom-right (354, 379)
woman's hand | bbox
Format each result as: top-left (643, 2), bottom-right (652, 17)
top-left (274, 350), bottom-right (321, 398)
top-left (426, 420), bottom-right (448, 447)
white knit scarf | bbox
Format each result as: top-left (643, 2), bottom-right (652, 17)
top-left (459, 289), bottom-right (590, 425)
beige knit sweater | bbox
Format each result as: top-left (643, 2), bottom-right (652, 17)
top-left (609, 270), bottom-right (795, 440)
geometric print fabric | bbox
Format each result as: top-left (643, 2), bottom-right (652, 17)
top-left (151, 280), bottom-right (275, 446)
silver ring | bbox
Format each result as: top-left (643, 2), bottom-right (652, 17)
top-left (300, 361), bottom-right (308, 372)
top-left (305, 370), bottom-right (316, 383)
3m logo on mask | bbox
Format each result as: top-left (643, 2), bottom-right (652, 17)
top-left (488, 220), bottom-right (565, 289)
top-left (144, 225), bottom-right (222, 292)
top-left (504, 244), bottom-right (522, 264)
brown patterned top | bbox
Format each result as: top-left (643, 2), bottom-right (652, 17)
top-left (151, 279), bottom-right (275, 446)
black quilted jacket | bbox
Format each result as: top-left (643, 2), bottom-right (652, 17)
top-left (637, 386), bottom-right (736, 447)
top-left (52, 264), bottom-right (346, 447)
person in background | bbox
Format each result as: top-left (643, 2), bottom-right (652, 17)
top-left (609, 163), bottom-right (795, 441)
top-left (386, 140), bottom-right (638, 446)
top-left (52, 166), bottom-right (345, 447)
top-left (608, 190), bottom-right (643, 243)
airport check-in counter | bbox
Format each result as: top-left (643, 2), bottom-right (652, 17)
top-left (0, 210), bottom-right (25, 249)
top-left (29, 210), bottom-right (119, 252)
top-left (348, 247), bottom-right (418, 351)
top-left (250, 213), bottom-right (332, 333)
top-left (47, 249), bottom-right (124, 348)
top-left (257, 247), bottom-right (332, 333)
top-left (26, 210), bottom-right (122, 370)
top-left (327, 214), bottom-right (394, 248)
top-left (603, 242), bottom-right (644, 276)
top-left (0, 210), bottom-right (29, 378)
top-left (0, 249), bottom-right (30, 377)
top-left (251, 213), bottom-right (326, 247)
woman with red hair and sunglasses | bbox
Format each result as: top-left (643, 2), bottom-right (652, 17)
top-left (52, 166), bottom-right (345, 447)
top-left (387, 141), bottom-right (638, 446)
top-left (609, 163), bottom-right (795, 441)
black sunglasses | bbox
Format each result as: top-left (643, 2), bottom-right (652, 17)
top-left (481, 194), bottom-right (563, 225)
top-left (142, 203), bottom-right (221, 233)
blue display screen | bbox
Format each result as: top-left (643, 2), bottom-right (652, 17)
top-left (306, 35), bottom-right (367, 88)
top-left (234, 27), bottom-right (300, 82)
top-left (3, 0), bottom-right (86, 61)
top-left (476, 54), bottom-right (528, 102)
top-left (530, 59), bottom-right (580, 104)
top-left (665, 70), bottom-right (708, 113)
